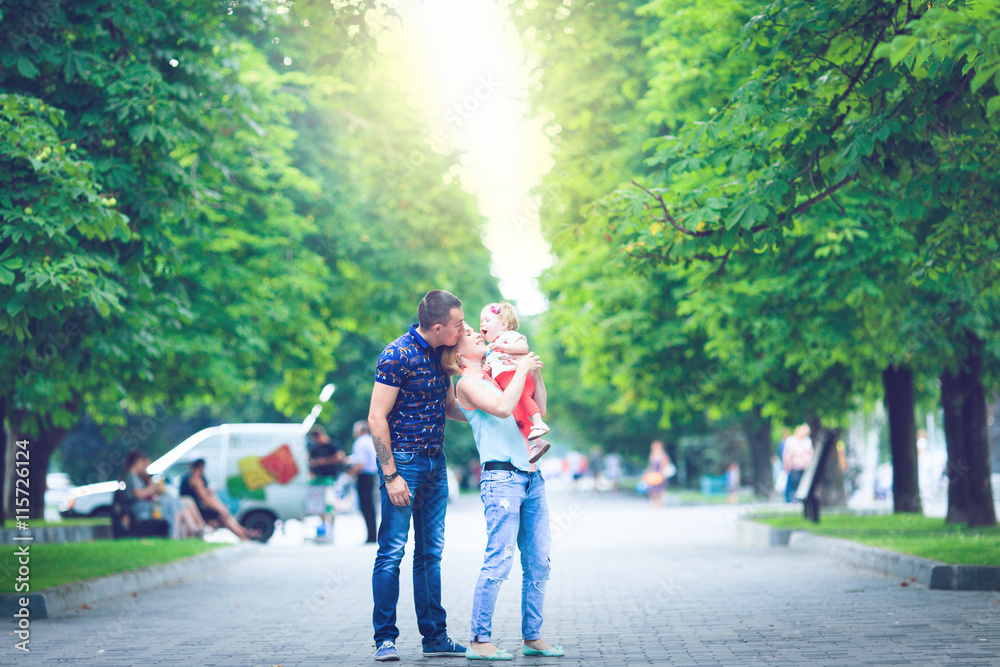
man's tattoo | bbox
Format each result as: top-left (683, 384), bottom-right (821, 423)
top-left (373, 435), bottom-right (393, 466)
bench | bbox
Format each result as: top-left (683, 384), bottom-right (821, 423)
top-left (699, 474), bottom-right (728, 495)
top-left (111, 488), bottom-right (169, 539)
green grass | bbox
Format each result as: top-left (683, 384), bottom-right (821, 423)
top-left (618, 478), bottom-right (754, 504)
top-left (3, 517), bottom-right (110, 529)
top-left (1, 539), bottom-right (226, 593)
top-left (670, 490), bottom-right (756, 505)
top-left (753, 513), bottom-right (1000, 566)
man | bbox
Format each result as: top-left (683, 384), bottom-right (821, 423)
top-left (308, 426), bottom-right (346, 479)
top-left (307, 426), bottom-right (345, 539)
top-left (368, 290), bottom-right (467, 662)
top-left (347, 419), bottom-right (379, 544)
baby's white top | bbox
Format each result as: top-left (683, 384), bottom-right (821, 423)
top-left (485, 330), bottom-right (527, 375)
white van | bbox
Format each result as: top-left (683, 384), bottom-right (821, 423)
top-left (64, 423), bottom-right (312, 542)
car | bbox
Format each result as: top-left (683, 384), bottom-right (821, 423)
top-left (61, 481), bottom-right (119, 518)
top-left (44, 472), bottom-right (75, 512)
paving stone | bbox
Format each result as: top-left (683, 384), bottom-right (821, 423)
top-left (4, 492), bottom-right (999, 665)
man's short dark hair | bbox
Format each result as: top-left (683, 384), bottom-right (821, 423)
top-left (417, 290), bottom-right (462, 329)
top-left (191, 458), bottom-right (206, 470)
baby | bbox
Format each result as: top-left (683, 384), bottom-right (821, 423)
top-left (480, 302), bottom-right (550, 463)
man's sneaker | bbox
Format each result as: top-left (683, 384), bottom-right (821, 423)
top-left (422, 636), bottom-right (467, 657)
top-left (374, 640), bottom-right (399, 662)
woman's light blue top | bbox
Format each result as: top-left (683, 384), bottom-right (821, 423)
top-left (455, 376), bottom-right (532, 472)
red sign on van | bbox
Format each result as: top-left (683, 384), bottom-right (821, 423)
top-left (260, 444), bottom-right (298, 484)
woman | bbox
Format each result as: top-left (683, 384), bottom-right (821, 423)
top-left (643, 441), bottom-right (673, 506)
top-left (441, 325), bottom-right (564, 661)
top-left (180, 458), bottom-right (253, 540)
top-left (782, 424), bottom-right (814, 502)
top-left (121, 450), bottom-right (203, 539)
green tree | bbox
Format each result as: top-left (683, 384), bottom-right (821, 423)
top-left (609, 0), bottom-right (999, 524)
top-left (0, 0), bottom-right (337, 517)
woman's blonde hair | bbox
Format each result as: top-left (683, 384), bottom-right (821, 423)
top-left (441, 345), bottom-right (463, 377)
top-left (483, 301), bottom-right (519, 331)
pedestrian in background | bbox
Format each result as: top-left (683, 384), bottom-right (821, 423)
top-left (643, 440), bottom-right (674, 506)
top-left (348, 419), bottom-right (379, 544)
top-left (180, 458), bottom-right (253, 540)
top-left (782, 424), bottom-right (814, 502)
top-left (726, 462), bottom-right (741, 504)
top-left (307, 426), bottom-right (345, 539)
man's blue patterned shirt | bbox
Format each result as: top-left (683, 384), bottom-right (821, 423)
top-left (374, 324), bottom-right (449, 452)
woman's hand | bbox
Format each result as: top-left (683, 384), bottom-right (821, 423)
top-left (514, 352), bottom-right (543, 373)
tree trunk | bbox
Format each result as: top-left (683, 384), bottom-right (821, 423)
top-left (882, 364), bottom-right (921, 513)
top-left (942, 332), bottom-right (997, 527)
top-left (743, 406), bottom-right (773, 497)
top-left (0, 394), bottom-right (6, 521)
top-left (941, 366), bottom-right (970, 524)
top-left (958, 335), bottom-right (995, 527)
top-left (25, 424), bottom-right (66, 521)
top-left (2, 406), bottom-right (68, 522)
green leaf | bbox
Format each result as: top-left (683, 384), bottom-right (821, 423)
top-left (987, 95), bottom-right (1000, 118)
top-left (893, 198), bottom-right (925, 222)
top-left (16, 56), bottom-right (40, 79)
top-left (971, 63), bottom-right (1000, 94)
top-left (6, 291), bottom-right (26, 316)
top-left (729, 201), bottom-right (768, 230)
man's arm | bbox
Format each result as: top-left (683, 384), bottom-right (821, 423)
top-left (368, 381), bottom-right (412, 506)
top-left (310, 450), bottom-right (346, 466)
top-left (369, 382), bottom-right (399, 474)
top-left (445, 382), bottom-right (468, 422)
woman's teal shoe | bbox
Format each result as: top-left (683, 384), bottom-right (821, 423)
top-left (466, 647), bottom-right (513, 661)
top-left (523, 644), bottom-right (565, 657)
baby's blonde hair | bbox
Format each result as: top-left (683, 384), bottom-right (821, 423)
top-left (484, 302), bottom-right (519, 331)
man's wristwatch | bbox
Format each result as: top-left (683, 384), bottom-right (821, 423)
top-left (383, 471), bottom-right (399, 483)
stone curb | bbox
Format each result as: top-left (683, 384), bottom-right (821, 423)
top-left (1, 542), bottom-right (258, 619)
top-left (735, 517), bottom-right (793, 547)
top-left (0, 525), bottom-right (113, 545)
top-left (737, 519), bottom-right (1000, 591)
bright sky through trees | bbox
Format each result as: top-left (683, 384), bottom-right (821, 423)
top-left (379, 0), bottom-right (553, 314)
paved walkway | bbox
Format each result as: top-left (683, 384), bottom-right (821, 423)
top-left (9, 490), bottom-right (1000, 666)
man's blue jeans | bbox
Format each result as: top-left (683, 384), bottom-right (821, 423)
top-left (470, 469), bottom-right (551, 643)
top-left (372, 450), bottom-right (450, 646)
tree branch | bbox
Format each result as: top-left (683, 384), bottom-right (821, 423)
top-left (937, 68), bottom-right (975, 113)
top-left (630, 180), bottom-right (713, 238)
top-left (715, 249), bottom-right (733, 276)
top-left (790, 171), bottom-right (860, 217)
top-left (749, 171), bottom-right (860, 233)
top-left (826, 2), bottom-right (899, 136)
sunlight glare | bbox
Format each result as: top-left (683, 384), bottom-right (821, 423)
top-left (383, 0), bottom-right (553, 315)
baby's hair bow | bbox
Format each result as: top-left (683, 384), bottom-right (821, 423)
top-left (490, 304), bottom-right (501, 314)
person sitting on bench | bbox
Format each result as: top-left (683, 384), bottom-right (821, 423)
top-left (117, 450), bottom-right (170, 538)
top-left (180, 458), bottom-right (255, 541)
